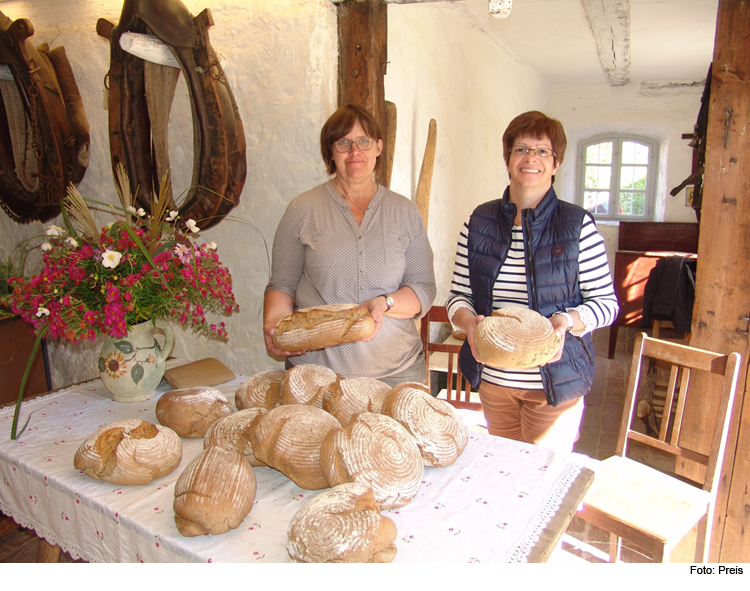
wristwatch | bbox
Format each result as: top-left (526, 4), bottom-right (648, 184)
top-left (379, 294), bottom-right (395, 311)
top-left (553, 311), bottom-right (575, 331)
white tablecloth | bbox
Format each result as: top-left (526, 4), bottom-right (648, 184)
top-left (0, 377), bottom-right (588, 563)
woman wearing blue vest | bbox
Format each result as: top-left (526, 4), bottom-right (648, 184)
top-left (446, 111), bottom-right (619, 451)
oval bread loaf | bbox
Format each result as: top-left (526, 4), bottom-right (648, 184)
top-left (287, 483), bottom-right (398, 563)
top-left (173, 446), bottom-right (256, 536)
top-left (156, 386), bottom-right (233, 438)
top-left (272, 304), bottom-right (375, 352)
top-left (73, 419), bottom-right (182, 485)
top-left (320, 412), bottom-right (423, 509)
top-left (381, 385), bottom-right (469, 467)
top-left (475, 307), bottom-right (561, 368)
top-left (251, 404), bottom-right (342, 490)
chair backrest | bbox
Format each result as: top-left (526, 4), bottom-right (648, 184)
top-left (618, 332), bottom-right (741, 493)
top-left (420, 306), bottom-right (480, 410)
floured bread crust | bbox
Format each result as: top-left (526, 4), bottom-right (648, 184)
top-left (475, 307), bottom-right (561, 368)
top-left (287, 483), bottom-right (398, 563)
top-left (74, 419), bottom-right (182, 485)
top-left (203, 408), bottom-right (267, 466)
top-left (273, 304), bottom-right (375, 352)
top-left (251, 404), bottom-right (342, 490)
top-left (320, 412), bottom-right (423, 509)
top-left (382, 386), bottom-right (469, 467)
top-left (281, 364), bottom-right (340, 408)
top-left (173, 446), bottom-right (256, 536)
top-left (235, 369), bottom-right (285, 410)
top-left (323, 376), bottom-right (392, 427)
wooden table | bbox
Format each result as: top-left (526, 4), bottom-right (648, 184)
top-left (0, 377), bottom-right (592, 563)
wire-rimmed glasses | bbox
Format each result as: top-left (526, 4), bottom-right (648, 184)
top-left (332, 138), bottom-right (376, 153)
top-left (510, 146), bottom-right (556, 159)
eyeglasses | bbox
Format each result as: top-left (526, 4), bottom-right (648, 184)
top-left (333, 138), bottom-right (376, 153)
top-left (510, 146), bottom-right (556, 159)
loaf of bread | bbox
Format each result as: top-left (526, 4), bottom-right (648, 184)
top-left (281, 363), bottom-right (340, 408)
top-left (320, 412), bottom-right (423, 509)
top-left (272, 304), bottom-right (375, 352)
top-left (381, 385), bottom-right (469, 467)
top-left (173, 446), bottom-right (256, 536)
top-left (156, 386), bottom-right (233, 438)
top-left (251, 404), bottom-right (342, 490)
top-left (287, 483), bottom-right (398, 563)
top-left (474, 307), bottom-right (561, 368)
top-left (323, 376), bottom-right (392, 427)
top-left (235, 369), bottom-right (285, 410)
top-left (203, 408), bottom-right (267, 467)
top-left (73, 419), bottom-right (182, 485)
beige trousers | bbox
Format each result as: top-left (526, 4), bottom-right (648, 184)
top-left (477, 381), bottom-right (584, 452)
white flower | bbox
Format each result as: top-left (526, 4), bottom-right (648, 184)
top-left (136, 207), bottom-right (146, 217)
top-left (102, 250), bottom-right (122, 269)
top-left (46, 225), bottom-right (64, 237)
top-left (36, 307), bottom-right (50, 317)
top-left (206, 241), bottom-right (217, 251)
top-left (65, 237), bottom-right (78, 247)
top-left (166, 210), bottom-right (179, 222)
top-left (126, 205), bottom-right (137, 214)
top-left (41, 242), bottom-right (53, 251)
top-left (185, 219), bottom-right (199, 233)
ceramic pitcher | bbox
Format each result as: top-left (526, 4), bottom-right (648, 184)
top-left (98, 319), bottom-right (174, 402)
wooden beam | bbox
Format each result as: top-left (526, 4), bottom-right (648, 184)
top-left (687, 0), bottom-right (750, 563)
top-left (337, 0), bottom-right (388, 186)
top-left (581, 0), bottom-right (631, 87)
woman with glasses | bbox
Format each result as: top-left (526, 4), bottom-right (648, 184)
top-left (263, 104), bottom-right (436, 386)
top-left (446, 111), bottom-right (618, 451)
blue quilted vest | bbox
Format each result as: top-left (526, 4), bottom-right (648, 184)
top-left (459, 186), bottom-right (595, 406)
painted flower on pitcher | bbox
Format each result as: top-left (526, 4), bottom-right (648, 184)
top-left (101, 351), bottom-right (127, 379)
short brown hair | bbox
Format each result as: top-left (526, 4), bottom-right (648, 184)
top-left (320, 104), bottom-right (383, 175)
top-left (502, 111), bottom-right (567, 166)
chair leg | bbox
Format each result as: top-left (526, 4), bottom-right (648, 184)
top-left (608, 532), bottom-right (621, 563)
top-left (36, 538), bottom-right (61, 562)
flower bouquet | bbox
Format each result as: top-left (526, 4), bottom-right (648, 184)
top-left (5, 168), bottom-right (240, 438)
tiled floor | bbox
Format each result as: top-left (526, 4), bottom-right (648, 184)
top-left (0, 326), bottom-right (651, 563)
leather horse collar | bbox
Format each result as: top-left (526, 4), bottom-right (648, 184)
top-left (98, 0), bottom-right (247, 231)
top-left (0, 10), bottom-right (90, 224)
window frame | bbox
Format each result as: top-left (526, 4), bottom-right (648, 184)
top-left (577, 134), bottom-right (658, 221)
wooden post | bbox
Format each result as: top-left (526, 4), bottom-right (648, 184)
top-left (687, 0), bottom-right (750, 563)
top-left (337, 0), bottom-right (388, 186)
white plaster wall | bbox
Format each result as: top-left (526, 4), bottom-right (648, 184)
top-left (386, 3), bottom-right (550, 305)
top-left (0, 0), bottom-right (338, 388)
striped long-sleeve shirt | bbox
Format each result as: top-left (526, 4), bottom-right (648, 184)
top-left (446, 213), bottom-right (619, 389)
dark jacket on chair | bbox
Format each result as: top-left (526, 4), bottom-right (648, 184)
top-left (458, 187), bottom-right (595, 406)
top-left (641, 255), bottom-right (696, 333)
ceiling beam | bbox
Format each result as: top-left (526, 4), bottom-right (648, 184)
top-left (581, 0), bottom-right (631, 86)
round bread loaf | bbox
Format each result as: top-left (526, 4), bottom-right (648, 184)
top-left (73, 419), bottom-right (182, 485)
top-left (235, 369), bottom-right (285, 410)
top-left (251, 404), bottom-right (342, 490)
top-left (203, 408), bottom-right (267, 466)
top-left (323, 376), bottom-right (392, 427)
top-left (381, 385), bottom-right (469, 467)
top-left (272, 303), bottom-right (375, 352)
top-left (287, 483), bottom-right (398, 563)
top-left (281, 364), bottom-right (340, 408)
top-left (320, 412), bottom-right (423, 509)
top-left (156, 386), bottom-right (233, 438)
top-left (173, 446), bottom-right (256, 536)
top-left (475, 307), bottom-right (561, 368)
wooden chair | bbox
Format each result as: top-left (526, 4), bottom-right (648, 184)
top-left (579, 332), bottom-right (741, 562)
top-left (420, 306), bottom-right (481, 411)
